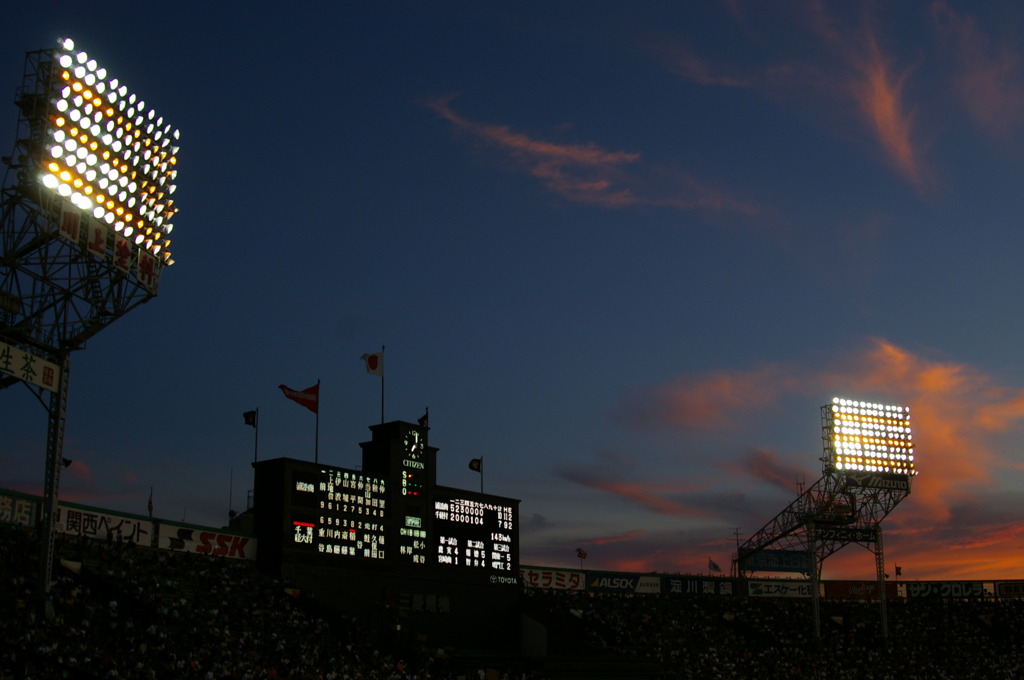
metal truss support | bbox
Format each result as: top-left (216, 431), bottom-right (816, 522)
top-left (39, 353), bottom-right (69, 616)
top-left (808, 522), bottom-right (821, 639)
top-left (875, 525), bottom-right (888, 639)
top-left (737, 472), bottom-right (909, 639)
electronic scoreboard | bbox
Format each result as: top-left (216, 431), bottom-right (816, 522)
top-left (252, 421), bottom-right (519, 582)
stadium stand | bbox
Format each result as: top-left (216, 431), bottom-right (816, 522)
top-left (4, 523), bottom-right (1024, 679)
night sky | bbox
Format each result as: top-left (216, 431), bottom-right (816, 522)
top-left (4, 1), bottom-right (1024, 581)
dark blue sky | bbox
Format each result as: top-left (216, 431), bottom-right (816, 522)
top-left (4, 1), bottom-right (1024, 579)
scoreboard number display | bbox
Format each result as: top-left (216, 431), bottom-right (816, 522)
top-left (433, 496), bottom-right (515, 571)
top-left (290, 468), bottom-right (388, 560)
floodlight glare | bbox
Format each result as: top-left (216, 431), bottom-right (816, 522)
top-left (39, 37), bottom-right (180, 267)
top-left (824, 397), bottom-right (916, 482)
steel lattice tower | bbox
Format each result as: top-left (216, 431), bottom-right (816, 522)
top-left (1, 40), bottom-right (179, 611)
top-left (737, 400), bottom-right (915, 638)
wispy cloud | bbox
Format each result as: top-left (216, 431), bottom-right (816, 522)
top-left (616, 364), bottom-right (798, 430)
top-left (581, 529), bottom-right (646, 547)
top-left (932, 1), bottom-right (1024, 140)
top-left (424, 94), bottom-right (758, 214)
top-left (559, 466), bottom-right (712, 518)
top-left (847, 34), bottom-right (924, 187)
top-left (721, 448), bottom-right (810, 493)
top-left (661, 47), bottom-right (753, 88)
top-left (663, 3), bottom-right (930, 189)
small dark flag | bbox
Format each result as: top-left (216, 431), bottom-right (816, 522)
top-left (418, 409), bottom-right (429, 429)
top-left (243, 410), bottom-right (257, 427)
top-left (709, 557), bottom-right (722, 573)
top-left (468, 458), bottom-right (482, 472)
top-left (576, 548), bottom-right (588, 560)
top-left (896, 565), bottom-right (903, 576)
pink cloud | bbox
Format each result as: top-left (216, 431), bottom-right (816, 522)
top-left (424, 95), bottom-right (758, 214)
top-left (663, 4), bottom-right (930, 189)
top-left (802, 6), bottom-right (928, 188)
top-left (64, 459), bottom-right (94, 485)
top-left (560, 467), bottom-right (711, 518)
top-left (582, 529), bottom-right (646, 547)
top-left (617, 363), bottom-right (797, 430)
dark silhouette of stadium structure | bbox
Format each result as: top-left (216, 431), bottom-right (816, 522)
top-left (247, 419), bottom-right (523, 654)
top-left (738, 399), bottom-right (915, 637)
top-left (1, 39), bottom-right (179, 609)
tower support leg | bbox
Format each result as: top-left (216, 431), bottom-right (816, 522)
top-left (39, 354), bottom-right (69, 618)
top-left (875, 525), bottom-right (888, 639)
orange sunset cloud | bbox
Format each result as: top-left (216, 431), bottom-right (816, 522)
top-left (666, 3), bottom-right (930, 190)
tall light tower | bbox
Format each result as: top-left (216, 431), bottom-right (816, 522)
top-left (0, 37), bottom-right (180, 610)
top-left (738, 397), bottom-right (916, 638)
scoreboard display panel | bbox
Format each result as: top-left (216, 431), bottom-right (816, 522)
top-left (256, 421), bottom-right (520, 582)
top-left (287, 466), bottom-right (388, 561)
top-left (433, 493), bottom-right (515, 572)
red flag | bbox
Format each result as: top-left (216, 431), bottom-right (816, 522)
top-left (278, 383), bottom-right (319, 414)
top-left (361, 352), bottom-right (383, 376)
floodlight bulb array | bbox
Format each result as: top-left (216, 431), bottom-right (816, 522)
top-left (41, 37), bottom-right (179, 265)
top-left (828, 397), bottom-right (915, 476)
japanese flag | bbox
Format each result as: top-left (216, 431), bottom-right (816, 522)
top-left (361, 352), bottom-right (383, 376)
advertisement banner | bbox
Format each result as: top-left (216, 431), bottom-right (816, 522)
top-left (824, 581), bottom-right (898, 599)
top-left (738, 548), bottom-right (812, 573)
top-left (586, 572), bottom-right (662, 593)
top-left (905, 582), bottom-right (987, 599)
top-left (0, 490), bottom-right (37, 527)
top-left (815, 526), bottom-right (877, 542)
top-left (56, 505), bottom-right (153, 546)
top-left (663, 576), bottom-right (735, 596)
top-left (520, 567), bottom-right (586, 590)
top-left (748, 580), bottom-right (814, 598)
top-left (0, 340), bottom-right (61, 392)
top-left (996, 582), bottom-right (1024, 599)
top-left (842, 471), bottom-right (910, 491)
top-left (158, 523), bottom-right (256, 560)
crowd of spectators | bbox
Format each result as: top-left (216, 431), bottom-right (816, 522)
top-left (0, 525), bottom-right (522, 679)
top-left (524, 586), bottom-right (1024, 678)
top-left (3, 522), bottom-right (1023, 679)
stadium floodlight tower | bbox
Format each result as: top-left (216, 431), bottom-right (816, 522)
top-left (737, 397), bottom-right (916, 639)
top-left (0, 37), bottom-right (180, 610)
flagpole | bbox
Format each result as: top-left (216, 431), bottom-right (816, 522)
top-left (315, 379), bottom-right (320, 464)
top-left (380, 345), bottom-right (385, 424)
top-left (253, 407), bottom-right (260, 463)
top-left (479, 456), bottom-right (484, 493)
